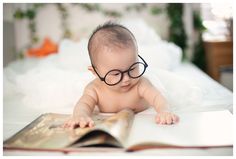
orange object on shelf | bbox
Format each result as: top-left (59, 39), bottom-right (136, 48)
top-left (27, 38), bottom-right (58, 57)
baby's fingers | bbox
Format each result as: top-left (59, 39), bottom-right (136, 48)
top-left (156, 115), bottom-right (161, 124)
top-left (155, 114), bottom-right (166, 124)
top-left (68, 120), bottom-right (80, 129)
top-left (88, 119), bottom-right (95, 128)
top-left (156, 113), bottom-right (178, 125)
top-left (166, 115), bottom-right (173, 125)
top-left (63, 116), bottom-right (95, 129)
top-left (159, 114), bottom-right (167, 124)
top-left (78, 117), bottom-right (94, 128)
top-left (79, 118), bottom-right (87, 128)
top-left (63, 119), bottom-right (82, 129)
top-left (172, 114), bottom-right (179, 123)
top-left (62, 118), bottom-right (73, 128)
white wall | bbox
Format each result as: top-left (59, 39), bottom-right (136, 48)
top-left (5, 4), bottom-right (169, 51)
top-left (3, 3), bottom-right (17, 66)
top-left (4, 3), bottom-right (197, 62)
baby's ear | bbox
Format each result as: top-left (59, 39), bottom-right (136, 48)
top-left (88, 66), bottom-right (96, 76)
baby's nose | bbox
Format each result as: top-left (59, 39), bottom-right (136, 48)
top-left (122, 73), bottom-right (131, 82)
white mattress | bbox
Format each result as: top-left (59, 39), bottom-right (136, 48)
top-left (172, 63), bottom-right (233, 112)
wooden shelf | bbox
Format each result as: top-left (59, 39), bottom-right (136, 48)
top-left (204, 40), bottom-right (233, 81)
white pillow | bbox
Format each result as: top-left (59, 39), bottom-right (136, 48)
top-left (15, 66), bottom-right (94, 112)
top-left (121, 18), bottom-right (182, 70)
top-left (57, 39), bottom-right (91, 72)
top-left (121, 18), bottom-right (161, 45)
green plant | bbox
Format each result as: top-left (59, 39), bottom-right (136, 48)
top-left (80, 4), bottom-right (101, 11)
top-left (126, 4), bottom-right (147, 12)
top-left (150, 5), bottom-right (163, 15)
top-left (192, 11), bottom-right (206, 71)
top-left (78, 4), bottom-right (122, 18)
top-left (167, 3), bottom-right (187, 60)
top-left (14, 4), bottom-right (44, 45)
top-left (56, 4), bottom-right (72, 38)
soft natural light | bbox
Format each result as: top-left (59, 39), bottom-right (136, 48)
top-left (201, 3), bottom-right (232, 41)
top-left (211, 3), bottom-right (232, 20)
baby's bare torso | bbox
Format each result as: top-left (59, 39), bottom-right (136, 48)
top-left (93, 79), bottom-right (149, 113)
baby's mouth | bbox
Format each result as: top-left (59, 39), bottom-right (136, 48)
top-left (121, 84), bottom-right (131, 89)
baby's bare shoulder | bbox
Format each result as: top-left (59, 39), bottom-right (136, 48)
top-left (138, 77), bottom-right (153, 88)
top-left (137, 77), bottom-right (155, 95)
top-left (83, 79), bottom-right (100, 97)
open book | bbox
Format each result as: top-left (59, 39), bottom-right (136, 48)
top-left (3, 109), bottom-right (233, 152)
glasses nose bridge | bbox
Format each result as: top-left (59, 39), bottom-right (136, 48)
top-left (123, 69), bottom-right (130, 74)
top-left (122, 68), bottom-right (131, 76)
top-left (120, 69), bottom-right (131, 81)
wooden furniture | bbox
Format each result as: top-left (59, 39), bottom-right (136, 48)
top-left (204, 39), bottom-right (233, 81)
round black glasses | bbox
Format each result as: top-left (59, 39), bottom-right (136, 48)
top-left (92, 55), bottom-right (148, 86)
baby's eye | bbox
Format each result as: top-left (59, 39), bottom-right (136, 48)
top-left (111, 73), bottom-right (120, 76)
top-left (130, 67), bottom-right (137, 72)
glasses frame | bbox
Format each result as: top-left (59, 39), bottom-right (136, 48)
top-left (92, 55), bottom-right (148, 86)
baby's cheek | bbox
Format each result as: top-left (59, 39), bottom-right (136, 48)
top-left (131, 78), bottom-right (139, 86)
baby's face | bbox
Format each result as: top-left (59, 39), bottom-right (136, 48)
top-left (94, 47), bottom-right (140, 92)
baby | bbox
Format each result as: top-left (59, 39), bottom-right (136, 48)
top-left (63, 22), bottom-right (179, 129)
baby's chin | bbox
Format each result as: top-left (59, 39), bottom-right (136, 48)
top-left (119, 83), bottom-right (132, 92)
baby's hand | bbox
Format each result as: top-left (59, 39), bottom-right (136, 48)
top-left (63, 115), bottom-right (95, 129)
top-left (155, 111), bottom-right (179, 125)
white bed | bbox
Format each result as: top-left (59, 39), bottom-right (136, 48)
top-left (3, 19), bottom-right (233, 156)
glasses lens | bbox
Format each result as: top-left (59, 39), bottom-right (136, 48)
top-left (105, 70), bottom-right (122, 85)
top-left (129, 63), bottom-right (145, 78)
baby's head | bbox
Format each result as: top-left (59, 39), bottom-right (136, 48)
top-left (87, 22), bottom-right (147, 92)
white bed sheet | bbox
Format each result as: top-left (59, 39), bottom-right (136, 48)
top-left (3, 62), bottom-right (233, 156)
top-left (172, 63), bottom-right (233, 113)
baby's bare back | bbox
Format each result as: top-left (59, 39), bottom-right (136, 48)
top-left (93, 79), bottom-right (149, 113)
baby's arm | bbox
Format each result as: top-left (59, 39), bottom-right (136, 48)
top-left (63, 83), bottom-right (98, 129)
top-left (138, 78), bottom-right (179, 124)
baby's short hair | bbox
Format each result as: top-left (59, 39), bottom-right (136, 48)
top-left (87, 21), bottom-right (137, 65)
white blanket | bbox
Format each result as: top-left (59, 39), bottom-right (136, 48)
top-left (3, 18), bottom-right (232, 114)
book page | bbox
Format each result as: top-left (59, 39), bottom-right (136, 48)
top-left (125, 110), bottom-right (233, 150)
top-left (72, 108), bottom-right (134, 147)
top-left (3, 108), bottom-right (134, 150)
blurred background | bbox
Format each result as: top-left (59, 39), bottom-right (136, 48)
top-left (3, 3), bottom-right (233, 90)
